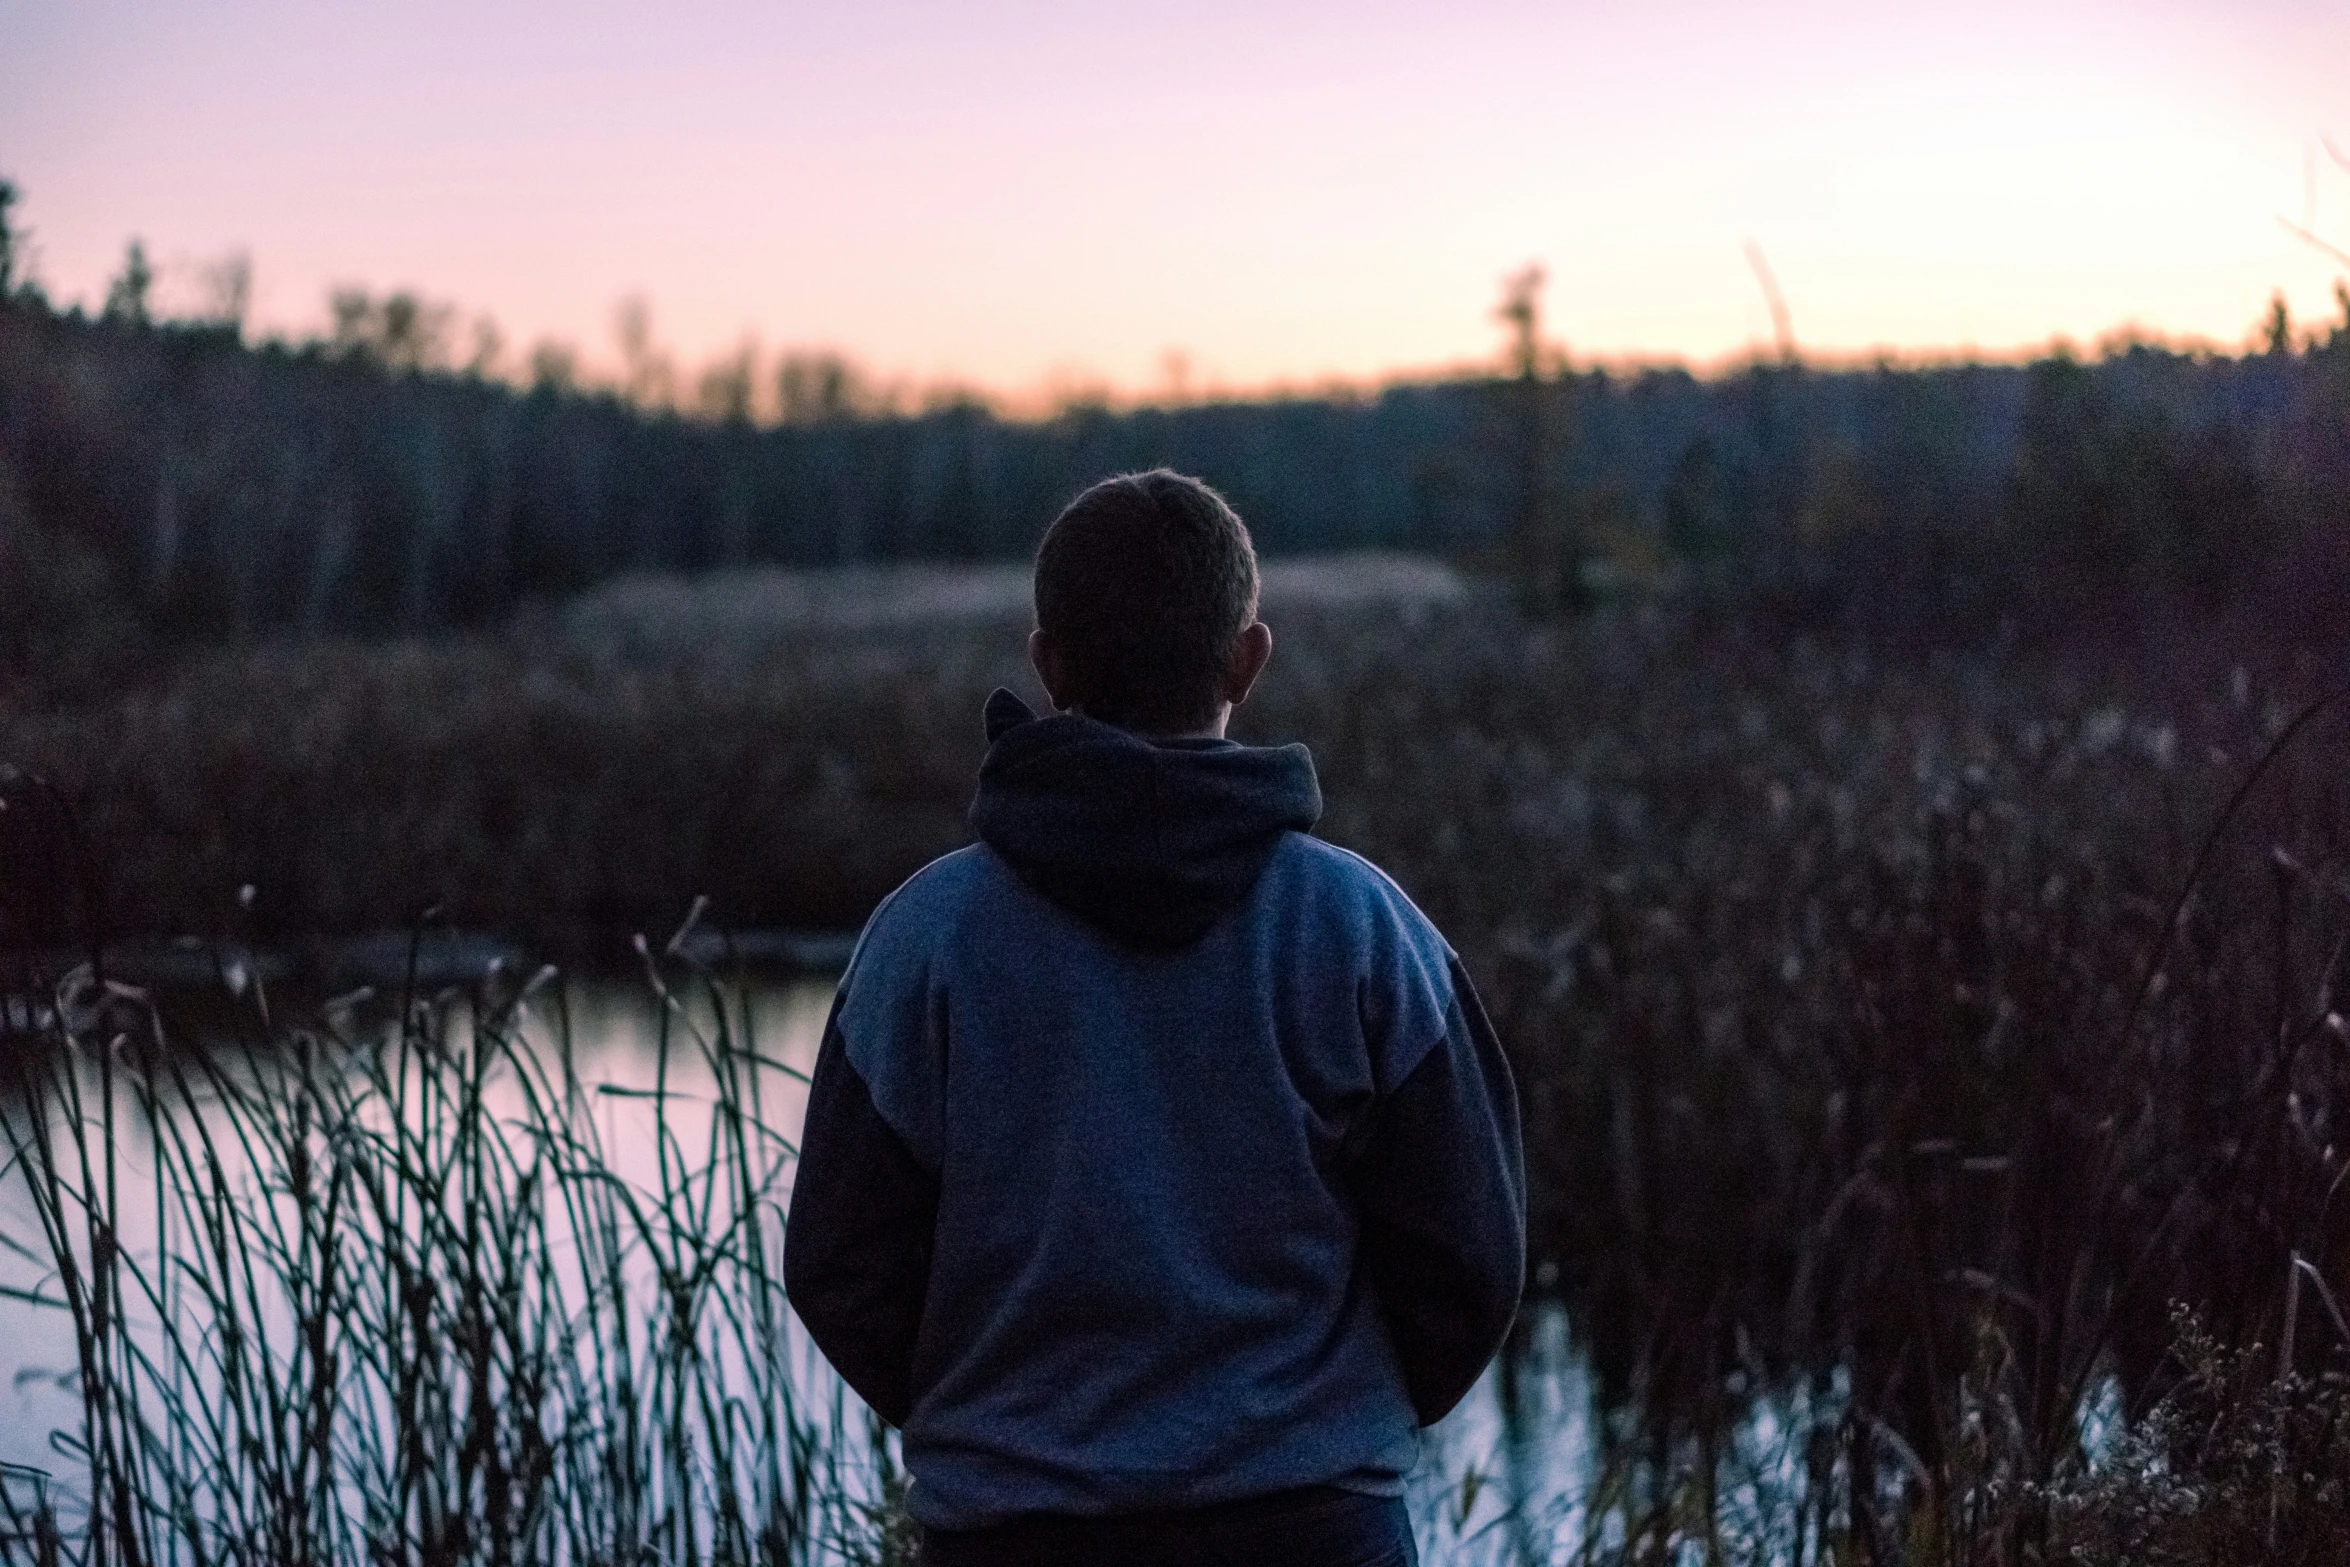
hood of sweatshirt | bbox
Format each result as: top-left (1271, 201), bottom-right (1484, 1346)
top-left (967, 687), bottom-right (1323, 948)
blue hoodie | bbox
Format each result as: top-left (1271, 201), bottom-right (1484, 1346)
top-left (784, 689), bottom-right (1525, 1532)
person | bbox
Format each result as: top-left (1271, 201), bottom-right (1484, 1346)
top-left (783, 469), bottom-right (1525, 1567)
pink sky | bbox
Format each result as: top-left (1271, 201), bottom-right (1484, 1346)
top-left (4, 0), bottom-right (2346, 400)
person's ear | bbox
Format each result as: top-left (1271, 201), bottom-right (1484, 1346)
top-left (1222, 621), bottom-right (1273, 708)
top-left (1029, 628), bottom-right (1076, 712)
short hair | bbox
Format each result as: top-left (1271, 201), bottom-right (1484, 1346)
top-left (1033, 470), bottom-right (1259, 733)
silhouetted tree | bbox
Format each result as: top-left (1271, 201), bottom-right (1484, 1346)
top-left (696, 340), bottom-right (758, 424)
top-left (199, 252), bottom-right (251, 336)
top-left (464, 316), bottom-right (504, 379)
top-left (102, 239), bottom-right (152, 324)
top-left (528, 340), bottom-right (580, 394)
top-left (329, 289), bottom-right (455, 370)
top-left (1495, 264), bottom-right (1582, 614)
top-left (2266, 291), bottom-right (2294, 357)
top-left (0, 180), bottom-right (20, 299)
top-left (777, 351), bottom-right (872, 424)
top-left (614, 295), bottom-right (674, 408)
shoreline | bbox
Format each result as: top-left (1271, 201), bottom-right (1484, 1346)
top-left (1, 922), bottom-right (859, 1004)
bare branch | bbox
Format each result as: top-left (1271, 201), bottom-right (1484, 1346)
top-left (2279, 216), bottom-right (2350, 270)
top-left (1743, 240), bottom-right (1796, 365)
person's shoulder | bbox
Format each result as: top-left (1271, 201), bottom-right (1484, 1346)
top-left (1269, 835), bottom-right (1462, 1085)
top-left (1273, 834), bottom-right (1436, 919)
top-left (845, 844), bottom-right (1004, 972)
top-left (1266, 834), bottom-right (1453, 958)
top-left (873, 842), bottom-right (1000, 916)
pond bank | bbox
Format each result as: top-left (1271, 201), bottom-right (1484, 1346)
top-left (1, 922), bottom-right (858, 1004)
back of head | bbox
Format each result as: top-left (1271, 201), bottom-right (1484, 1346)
top-left (1033, 469), bottom-right (1259, 734)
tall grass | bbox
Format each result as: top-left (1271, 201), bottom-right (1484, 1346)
top-left (8, 942), bottom-right (2344, 1566)
top-left (0, 932), bottom-right (905, 1566)
top-left (1283, 608), bottom-right (2350, 1559)
top-left (9, 586), bottom-right (2350, 1560)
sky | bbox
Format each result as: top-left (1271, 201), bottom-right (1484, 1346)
top-left (3, 0), bottom-right (2347, 402)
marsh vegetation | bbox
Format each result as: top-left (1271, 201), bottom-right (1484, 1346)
top-left (8, 579), bottom-right (2350, 1561)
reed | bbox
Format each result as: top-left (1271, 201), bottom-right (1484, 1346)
top-left (3, 920), bottom-right (2346, 1564)
top-left (0, 931), bottom-right (906, 1566)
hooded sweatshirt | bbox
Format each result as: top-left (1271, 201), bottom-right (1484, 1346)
top-left (783, 690), bottom-right (1526, 1532)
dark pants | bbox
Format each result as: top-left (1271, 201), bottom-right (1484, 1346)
top-left (919, 1484), bottom-right (1417, 1567)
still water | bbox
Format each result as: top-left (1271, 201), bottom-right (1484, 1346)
top-left (0, 974), bottom-right (1616, 1562)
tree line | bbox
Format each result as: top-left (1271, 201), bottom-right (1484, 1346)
top-left (3, 198), bottom-right (2348, 653)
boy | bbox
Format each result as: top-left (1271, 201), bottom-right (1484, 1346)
top-left (784, 470), bottom-right (1525, 1566)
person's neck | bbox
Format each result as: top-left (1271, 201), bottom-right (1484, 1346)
top-left (1068, 704), bottom-right (1231, 743)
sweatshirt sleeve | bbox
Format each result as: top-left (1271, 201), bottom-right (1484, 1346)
top-left (1351, 954), bottom-right (1527, 1426)
top-left (783, 995), bottom-right (940, 1429)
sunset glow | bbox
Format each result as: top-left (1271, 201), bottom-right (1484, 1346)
top-left (4, 0), bottom-right (2346, 400)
